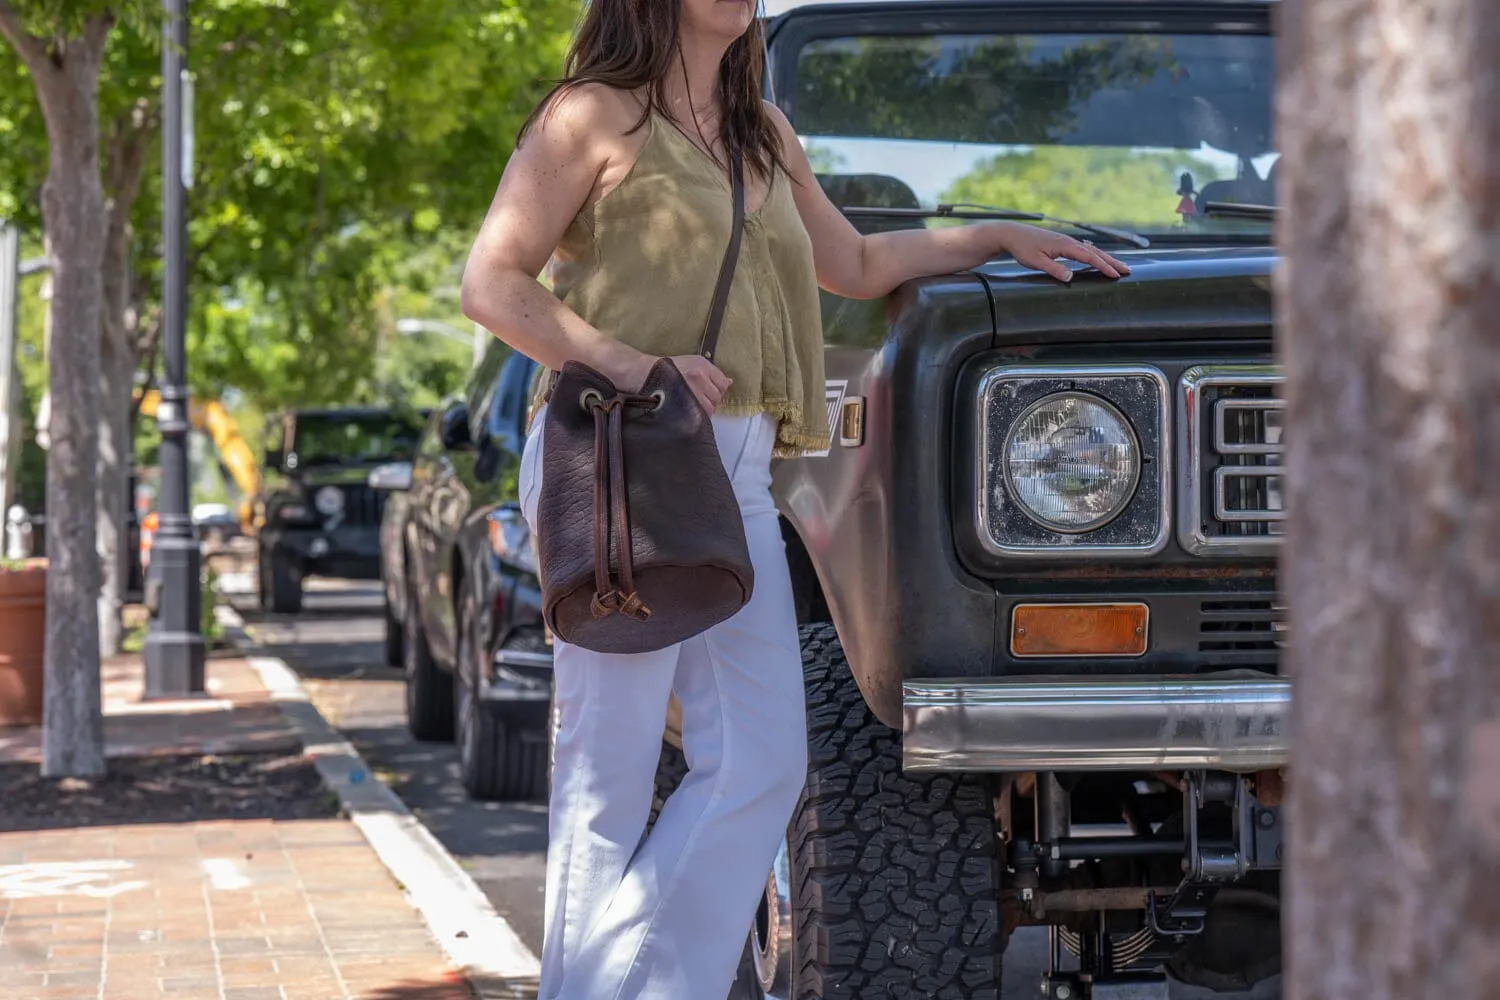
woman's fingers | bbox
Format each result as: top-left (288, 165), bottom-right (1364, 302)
top-left (1066, 241), bottom-right (1129, 278)
top-left (1017, 250), bottom-right (1076, 283)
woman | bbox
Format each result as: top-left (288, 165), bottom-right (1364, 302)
top-left (459, 0), bottom-right (1129, 995)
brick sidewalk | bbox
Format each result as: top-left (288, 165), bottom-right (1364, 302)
top-left (0, 651), bottom-right (475, 1000)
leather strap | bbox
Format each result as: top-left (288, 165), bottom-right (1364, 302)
top-left (697, 148), bottom-right (745, 364)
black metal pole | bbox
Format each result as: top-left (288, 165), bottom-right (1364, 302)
top-left (143, 0), bottom-right (205, 697)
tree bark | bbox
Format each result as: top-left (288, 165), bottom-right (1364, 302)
top-left (1277, 0), bottom-right (1500, 996)
top-left (96, 111), bottom-right (153, 657)
top-left (2, 9), bottom-right (115, 778)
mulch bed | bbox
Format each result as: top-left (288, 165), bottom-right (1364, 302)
top-left (0, 751), bottom-right (340, 832)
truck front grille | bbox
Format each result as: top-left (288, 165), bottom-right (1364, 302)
top-left (340, 484), bottom-right (386, 526)
top-left (1180, 365), bottom-right (1284, 556)
top-left (1198, 599), bottom-right (1284, 669)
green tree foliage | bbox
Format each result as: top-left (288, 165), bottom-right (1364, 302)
top-left (2, 0), bottom-right (575, 416)
top-left (183, 0), bottom-right (574, 410)
top-left (795, 33), bottom-right (1174, 145)
top-left (943, 146), bottom-right (1229, 229)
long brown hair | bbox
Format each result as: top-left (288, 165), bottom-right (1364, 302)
top-left (519, 0), bottom-right (789, 183)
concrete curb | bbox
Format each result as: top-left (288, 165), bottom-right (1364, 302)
top-left (214, 603), bottom-right (542, 999)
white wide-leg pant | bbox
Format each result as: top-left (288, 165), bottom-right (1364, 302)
top-left (519, 404), bottom-right (808, 1000)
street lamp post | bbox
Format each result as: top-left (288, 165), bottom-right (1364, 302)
top-left (143, 0), bottom-right (205, 697)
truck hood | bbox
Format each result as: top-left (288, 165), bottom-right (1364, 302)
top-left (974, 244), bottom-right (1276, 344)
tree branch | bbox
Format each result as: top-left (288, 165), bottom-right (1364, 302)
top-left (0, 0), bottom-right (49, 69)
top-left (82, 9), bottom-right (115, 56)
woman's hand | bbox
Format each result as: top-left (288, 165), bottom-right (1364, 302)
top-left (607, 351), bottom-right (733, 414)
top-left (671, 356), bottom-right (733, 414)
top-left (989, 221), bottom-right (1131, 283)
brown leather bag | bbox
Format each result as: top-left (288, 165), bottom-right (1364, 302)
top-left (534, 150), bottom-right (754, 654)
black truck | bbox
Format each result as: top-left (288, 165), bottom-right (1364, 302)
top-left (255, 406), bottom-right (426, 613)
top-left (400, 2), bottom-right (1288, 996)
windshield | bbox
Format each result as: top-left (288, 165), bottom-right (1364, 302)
top-left (289, 413), bottom-right (423, 468)
top-left (787, 28), bottom-right (1275, 238)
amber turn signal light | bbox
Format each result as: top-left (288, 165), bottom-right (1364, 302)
top-left (1010, 602), bottom-right (1149, 658)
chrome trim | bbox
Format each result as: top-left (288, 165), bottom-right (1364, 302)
top-left (1213, 397), bottom-right (1284, 455)
top-left (1177, 365), bottom-right (1283, 556)
top-left (902, 674), bottom-right (1289, 773)
top-left (973, 364), bottom-right (1172, 559)
top-left (1009, 601), bottom-right (1150, 659)
top-left (493, 648), bottom-right (554, 670)
top-left (1213, 466), bottom-right (1286, 522)
top-left (480, 660), bottom-right (552, 702)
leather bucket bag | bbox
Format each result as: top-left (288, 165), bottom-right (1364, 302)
top-left (534, 150), bottom-right (754, 654)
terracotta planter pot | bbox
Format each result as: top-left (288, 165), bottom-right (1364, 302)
top-left (0, 560), bottom-right (46, 727)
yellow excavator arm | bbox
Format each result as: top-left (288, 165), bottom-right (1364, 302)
top-left (135, 389), bottom-right (263, 533)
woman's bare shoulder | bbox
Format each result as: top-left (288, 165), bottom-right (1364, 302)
top-left (533, 82), bottom-right (649, 146)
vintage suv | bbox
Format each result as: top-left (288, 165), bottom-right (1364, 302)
top-left (426, 1), bottom-right (1285, 997)
top-left (702, 2), bottom-right (1287, 999)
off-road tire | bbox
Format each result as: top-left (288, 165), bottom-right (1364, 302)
top-left (456, 578), bottom-right (547, 801)
top-left (403, 587), bottom-right (454, 742)
top-left (262, 549), bottom-right (302, 614)
top-left (791, 622), bottom-right (1005, 999)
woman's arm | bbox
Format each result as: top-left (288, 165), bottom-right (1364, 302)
top-left (768, 104), bottom-right (1130, 299)
top-left (460, 86), bottom-right (731, 409)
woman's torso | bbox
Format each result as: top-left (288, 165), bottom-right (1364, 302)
top-left (537, 99), bottom-right (829, 456)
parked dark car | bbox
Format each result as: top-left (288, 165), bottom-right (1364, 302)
top-left (255, 405), bottom-right (426, 614)
top-left (371, 347), bottom-right (552, 802)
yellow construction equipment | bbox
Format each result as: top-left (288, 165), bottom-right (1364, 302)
top-left (135, 389), bottom-right (262, 534)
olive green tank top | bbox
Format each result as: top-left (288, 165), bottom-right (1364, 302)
top-left (535, 109), bottom-right (828, 457)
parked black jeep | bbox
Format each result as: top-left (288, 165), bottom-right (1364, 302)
top-left (255, 406), bottom-right (426, 614)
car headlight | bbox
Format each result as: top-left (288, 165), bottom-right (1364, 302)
top-left (313, 486), bottom-right (345, 517)
top-left (1003, 392), bottom-right (1140, 532)
top-left (972, 365), bottom-right (1169, 559)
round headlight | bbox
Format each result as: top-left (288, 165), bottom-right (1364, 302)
top-left (1003, 392), bottom-right (1140, 532)
top-left (313, 486), bottom-right (345, 517)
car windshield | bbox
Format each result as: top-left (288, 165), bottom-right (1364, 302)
top-left (786, 27), bottom-right (1276, 238)
top-left (290, 413), bottom-right (422, 467)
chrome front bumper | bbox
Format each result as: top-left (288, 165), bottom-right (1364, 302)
top-left (902, 673), bottom-right (1289, 773)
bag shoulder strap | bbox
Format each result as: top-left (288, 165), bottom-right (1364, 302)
top-left (698, 149), bottom-right (745, 363)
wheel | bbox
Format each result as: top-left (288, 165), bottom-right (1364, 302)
top-left (265, 549), bottom-right (302, 614)
top-left (455, 575), bottom-right (547, 801)
top-left (382, 592), bottom-right (403, 667)
top-left (256, 549), bottom-right (271, 610)
top-left (402, 577), bottom-right (454, 742)
top-left (788, 623), bottom-right (1005, 999)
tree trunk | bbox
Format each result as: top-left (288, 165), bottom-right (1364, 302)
top-left (1277, 0), bottom-right (1500, 996)
top-left (96, 299), bottom-right (133, 657)
top-left (5, 15), bottom-right (116, 779)
top-left (96, 117), bottom-right (151, 657)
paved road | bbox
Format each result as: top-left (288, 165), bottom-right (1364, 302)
top-left (227, 582), bottom-right (1280, 1000)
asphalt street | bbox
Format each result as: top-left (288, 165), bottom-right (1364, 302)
top-left (225, 579), bottom-right (1281, 1000)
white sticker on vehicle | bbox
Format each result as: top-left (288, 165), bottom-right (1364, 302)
top-left (803, 379), bottom-right (848, 458)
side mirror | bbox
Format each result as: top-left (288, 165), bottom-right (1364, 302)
top-left (368, 461), bottom-right (414, 492)
top-left (439, 404), bottom-right (473, 452)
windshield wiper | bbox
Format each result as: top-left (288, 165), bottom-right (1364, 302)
top-left (1201, 200), bottom-right (1277, 220)
top-left (840, 202), bottom-right (1151, 249)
